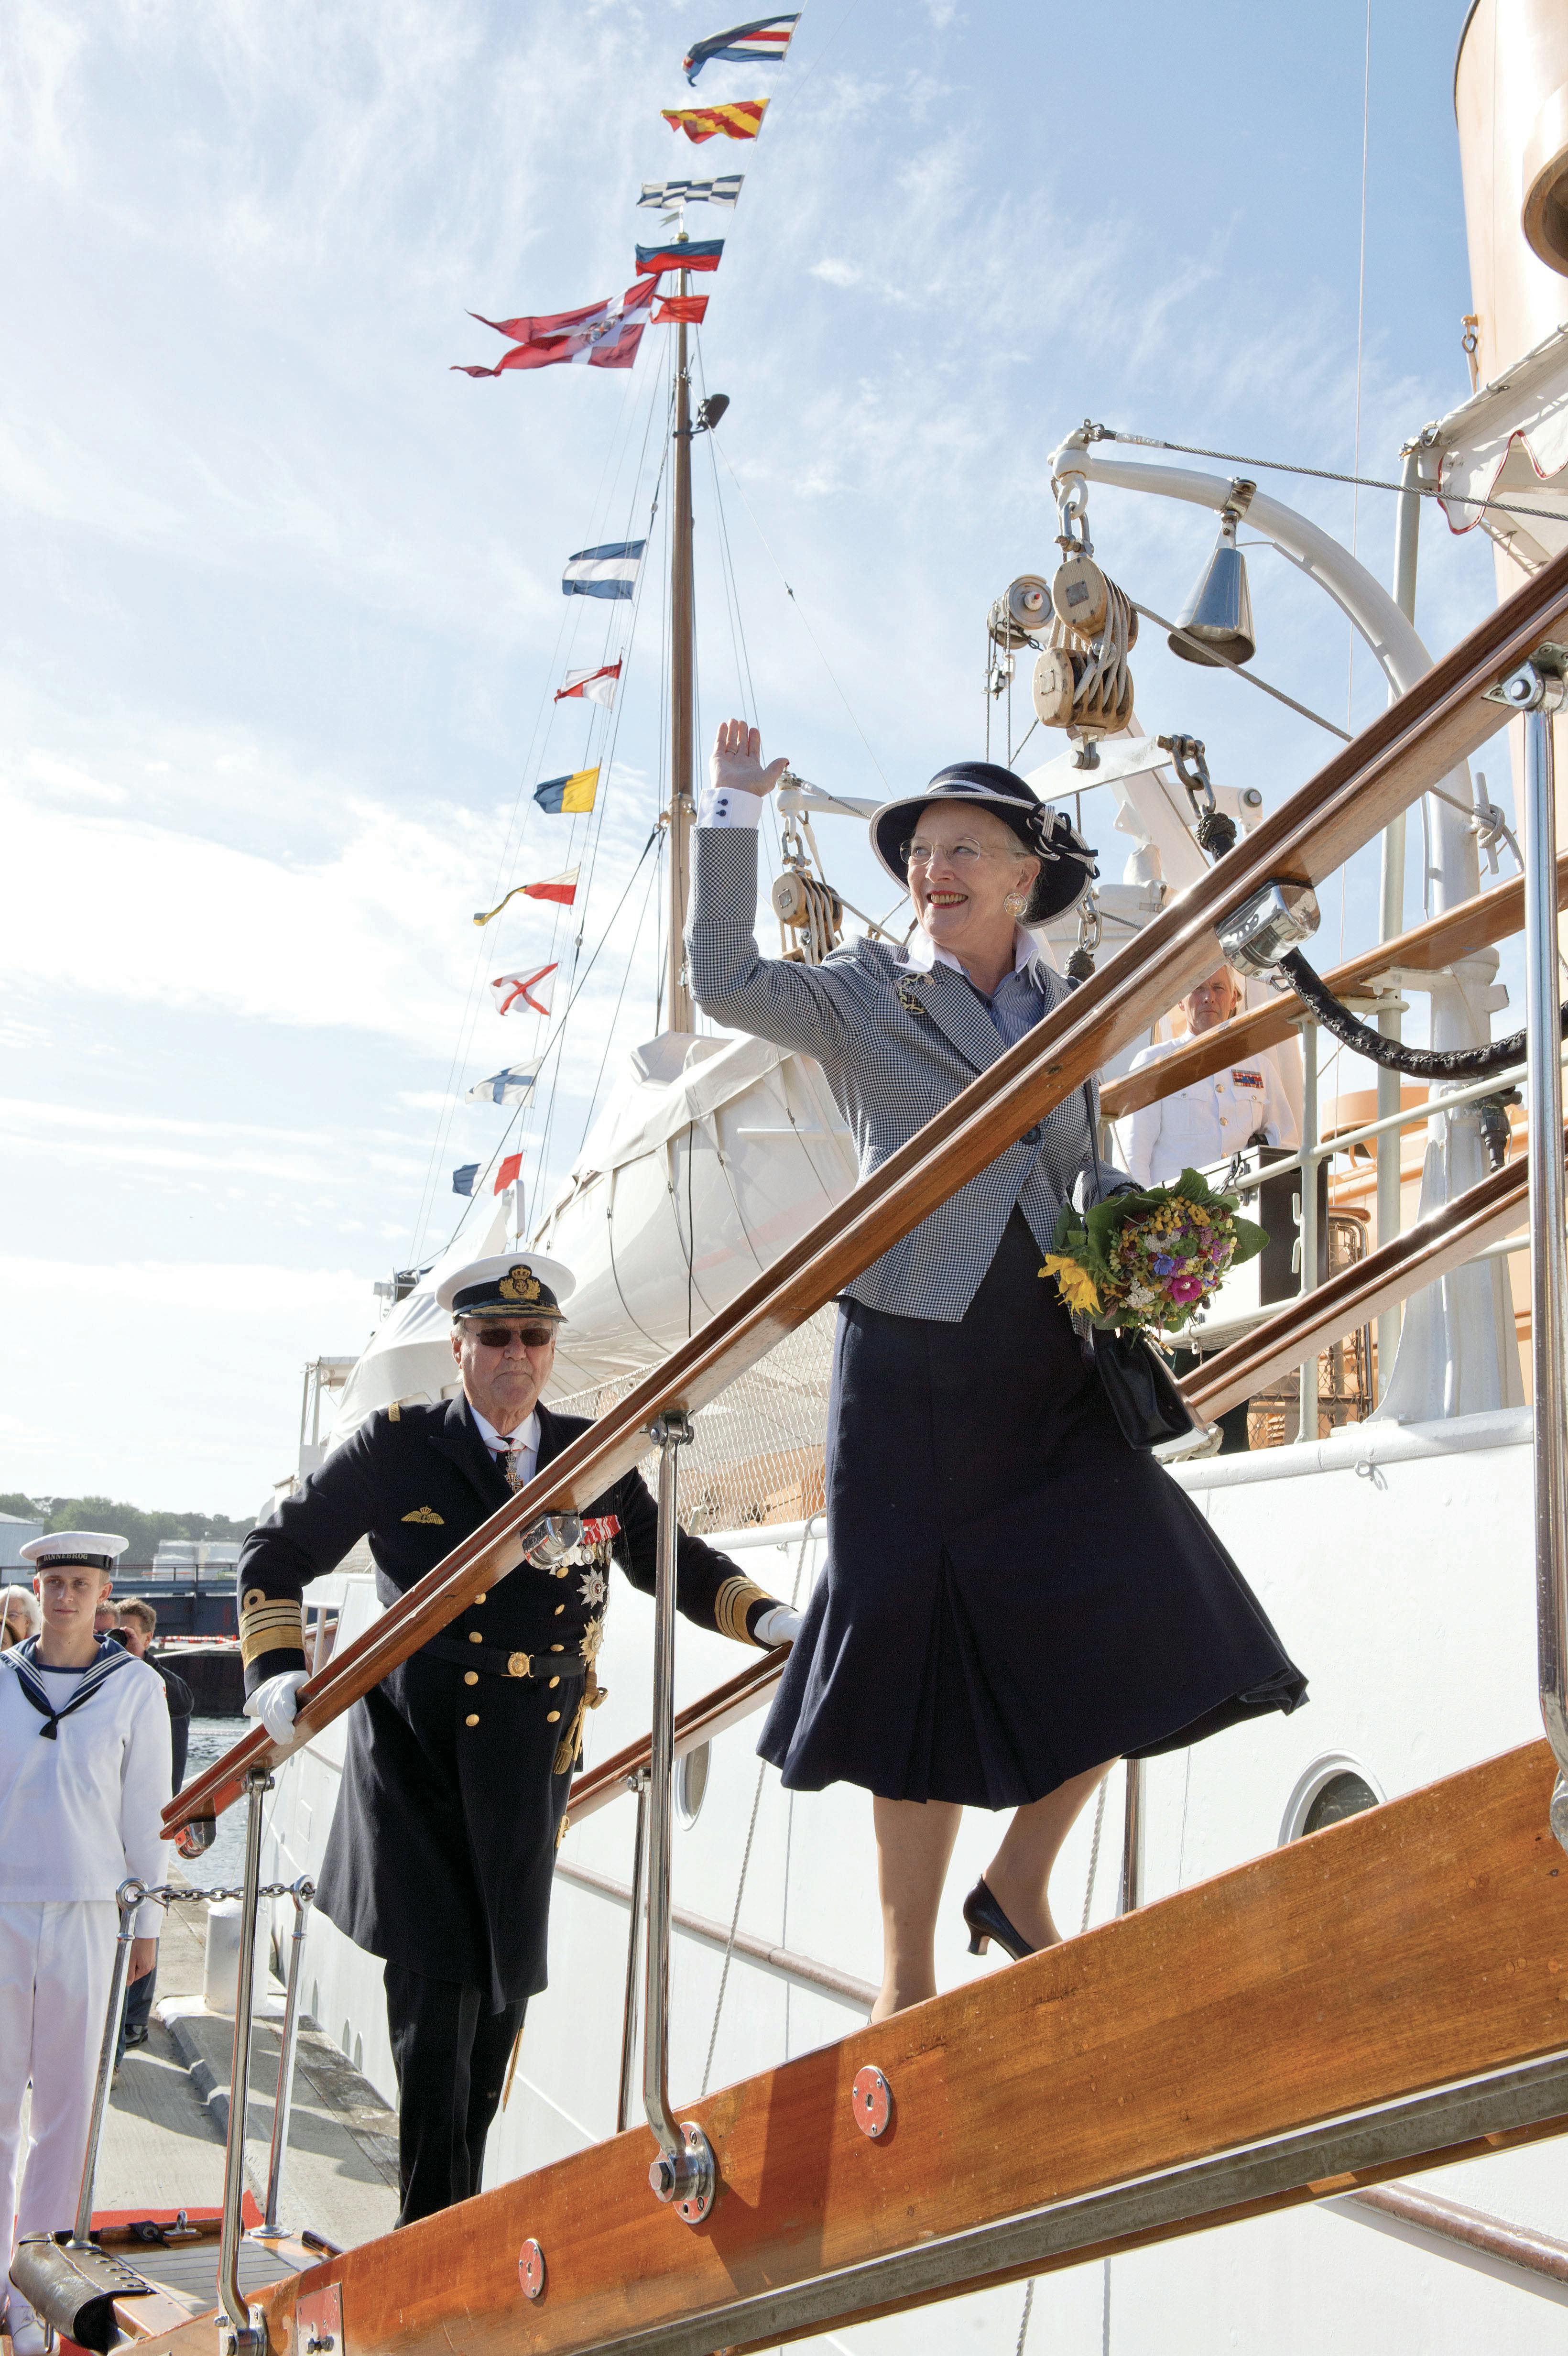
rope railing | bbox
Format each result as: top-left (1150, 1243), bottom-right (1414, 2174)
top-left (164, 538), bottom-right (1568, 1845)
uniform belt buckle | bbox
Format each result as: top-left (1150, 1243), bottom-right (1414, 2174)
top-left (508, 1651), bottom-right (532, 1679)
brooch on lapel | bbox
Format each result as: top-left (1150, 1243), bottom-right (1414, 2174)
top-left (402, 1506), bottom-right (444, 1525)
top-left (895, 973), bottom-right (931, 1016)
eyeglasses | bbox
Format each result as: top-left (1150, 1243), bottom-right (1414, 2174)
top-left (901, 838), bottom-right (1018, 870)
top-left (471, 1323), bottom-right (557, 1350)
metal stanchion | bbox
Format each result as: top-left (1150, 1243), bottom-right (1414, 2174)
top-left (1501, 658), bottom-right (1568, 1849)
top-left (260, 1877), bottom-right (316, 2237)
top-left (1118, 1761), bottom-right (1143, 1917)
top-left (617, 1770), bottom-right (649, 2137)
top-left (218, 1767), bottom-right (272, 2355)
top-left (641, 1410), bottom-right (716, 2225)
top-left (1296, 1015), bottom-right (1320, 1443)
top-left (71, 1880), bottom-right (144, 2247)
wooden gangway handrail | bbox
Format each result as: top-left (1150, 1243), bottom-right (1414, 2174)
top-left (164, 539), bottom-right (1568, 1841)
top-left (1101, 851), bottom-right (1568, 1123)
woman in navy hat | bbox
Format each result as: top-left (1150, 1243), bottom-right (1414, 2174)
top-left (687, 719), bottom-right (1306, 2022)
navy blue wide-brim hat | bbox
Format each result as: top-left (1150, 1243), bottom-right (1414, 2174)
top-left (869, 762), bottom-right (1099, 924)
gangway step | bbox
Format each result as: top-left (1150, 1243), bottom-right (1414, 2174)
top-left (140, 1738), bottom-right (1568, 2356)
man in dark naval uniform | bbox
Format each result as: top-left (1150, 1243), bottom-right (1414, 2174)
top-left (235, 1252), bottom-right (798, 2224)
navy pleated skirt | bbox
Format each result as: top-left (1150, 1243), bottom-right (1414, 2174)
top-left (759, 1211), bottom-right (1307, 1807)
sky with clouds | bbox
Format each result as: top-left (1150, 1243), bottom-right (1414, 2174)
top-left (1, 0), bottom-right (1504, 1519)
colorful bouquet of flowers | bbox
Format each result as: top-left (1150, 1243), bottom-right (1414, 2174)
top-left (1040, 1168), bottom-right (1267, 1339)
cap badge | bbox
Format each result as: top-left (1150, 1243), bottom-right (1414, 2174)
top-left (499, 1264), bottom-right (542, 1303)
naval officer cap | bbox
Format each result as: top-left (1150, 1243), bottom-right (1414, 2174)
top-left (435, 1253), bottom-right (576, 1323)
top-left (870, 760), bottom-right (1099, 924)
top-left (20, 1530), bottom-right (130, 1574)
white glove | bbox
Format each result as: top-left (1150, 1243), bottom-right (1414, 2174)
top-left (244, 1669), bottom-right (308, 1745)
top-left (752, 1604), bottom-right (802, 1648)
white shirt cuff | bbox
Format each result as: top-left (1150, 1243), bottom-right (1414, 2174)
top-left (697, 785), bottom-right (763, 829)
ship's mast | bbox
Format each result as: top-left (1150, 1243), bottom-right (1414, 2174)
top-left (664, 237), bottom-right (696, 1035)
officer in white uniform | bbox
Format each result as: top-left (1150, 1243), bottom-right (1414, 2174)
top-left (1124, 966), bottom-right (1299, 1186)
top-left (0, 1533), bottom-right (170, 2355)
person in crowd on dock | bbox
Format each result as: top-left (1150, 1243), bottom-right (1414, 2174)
top-left (113, 1601), bottom-right (194, 1790)
top-left (234, 1254), bottom-right (800, 2225)
top-left (1, 1588), bottom-right (42, 1650)
top-left (110, 1601), bottom-right (194, 2057)
top-left (687, 721), bottom-right (1307, 2022)
top-left (1123, 969), bottom-right (1300, 1454)
top-left (1122, 966), bottom-right (1298, 1188)
top-left (0, 1533), bottom-right (170, 2356)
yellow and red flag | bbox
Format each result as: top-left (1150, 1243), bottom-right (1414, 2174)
top-left (662, 99), bottom-right (768, 143)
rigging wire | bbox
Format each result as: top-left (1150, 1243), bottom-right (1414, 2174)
top-left (407, 356), bottom-right (667, 1256)
top-left (505, 382), bottom-right (674, 1233)
top-left (1084, 423), bottom-right (1568, 535)
top-left (693, 335), bottom-right (789, 879)
top-left (699, 1516), bottom-right (820, 2101)
top-left (711, 436), bottom-right (891, 788)
top-left (428, 823), bottom-right (662, 1256)
top-left (1347, 0), bottom-right (1373, 734)
top-left (1132, 599), bottom-right (1352, 740)
top-left (575, 853), bottom-right (663, 1160)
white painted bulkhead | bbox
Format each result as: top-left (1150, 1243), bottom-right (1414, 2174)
top-left (261, 1407), bottom-right (1568, 2350)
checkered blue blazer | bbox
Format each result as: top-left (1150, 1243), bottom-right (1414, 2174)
top-left (687, 828), bottom-right (1116, 1323)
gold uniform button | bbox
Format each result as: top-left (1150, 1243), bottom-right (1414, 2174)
top-left (549, 1675), bottom-right (560, 1688)
top-left (469, 1631), bottom-right (483, 1644)
top-left (465, 1713), bottom-right (479, 1728)
top-left (550, 1643), bottom-right (564, 1653)
top-left (475, 1591), bottom-right (487, 1604)
top-left (554, 1604), bottom-right (564, 1616)
top-left (464, 1671), bottom-right (478, 1687)
top-left (546, 1710), bottom-right (561, 1723)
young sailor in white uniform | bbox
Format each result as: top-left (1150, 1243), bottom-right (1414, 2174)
top-left (1123, 966), bottom-right (1299, 1186)
top-left (0, 1533), bottom-right (170, 2356)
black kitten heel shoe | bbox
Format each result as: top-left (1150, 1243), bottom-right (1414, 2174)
top-left (961, 1877), bottom-right (1037, 1962)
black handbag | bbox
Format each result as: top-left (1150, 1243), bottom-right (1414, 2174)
top-left (1075, 1086), bottom-right (1204, 1453)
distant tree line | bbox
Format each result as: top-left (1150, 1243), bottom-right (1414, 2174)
top-left (0, 1493), bottom-right (252, 1565)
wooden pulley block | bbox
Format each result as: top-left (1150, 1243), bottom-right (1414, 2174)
top-left (1031, 645), bottom-right (1078, 727)
top-left (771, 871), bottom-right (810, 927)
top-left (1052, 551), bottom-right (1108, 638)
top-left (1003, 574), bottom-right (1053, 638)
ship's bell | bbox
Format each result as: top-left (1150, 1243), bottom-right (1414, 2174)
top-left (1169, 508), bottom-right (1255, 666)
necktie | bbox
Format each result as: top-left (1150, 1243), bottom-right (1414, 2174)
top-left (496, 1440), bottom-right (523, 1493)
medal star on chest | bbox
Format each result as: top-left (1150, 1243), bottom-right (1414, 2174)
top-left (577, 1565), bottom-right (607, 1607)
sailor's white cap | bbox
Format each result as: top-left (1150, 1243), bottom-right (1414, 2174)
top-left (435, 1253), bottom-right (576, 1322)
top-left (20, 1531), bottom-right (130, 1573)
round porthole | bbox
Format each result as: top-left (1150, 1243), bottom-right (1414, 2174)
top-left (676, 1741), bottom-right (711, 1829)
top-left (1279, 1755), bottom-right (1384, 1845)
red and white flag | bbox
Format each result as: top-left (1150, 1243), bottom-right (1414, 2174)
top-left (494, 1151), bottom-right (525, 1194)
top-left (490, 963), bottom-right (557, 1017)
top-left (454, 281), bottom-right (656, 378)
top-left (554, 662), bottom-right (621, 709)
top-left (520, 867), bottom-right (579, 906)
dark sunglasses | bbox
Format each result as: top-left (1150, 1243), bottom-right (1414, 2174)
top-left (470, 1322), bottom-right (557, 1350)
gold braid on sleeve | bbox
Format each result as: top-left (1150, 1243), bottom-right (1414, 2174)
top-left (712, 1574), bottom-right (773, 1647)
top-left (239, 1589), bottom-right (305, 1668)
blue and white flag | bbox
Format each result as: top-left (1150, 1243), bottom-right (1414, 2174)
top-left (452, 1163), bottom-right (480, 1197)
top-left (466, 1061), bottom-right (543, 1107)
top-left (562, 541), bottom-right (646, 600)
top-left (638, 175), bottom-right (744, 211)
top-left (683, 14), bottom-right (799, 83)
